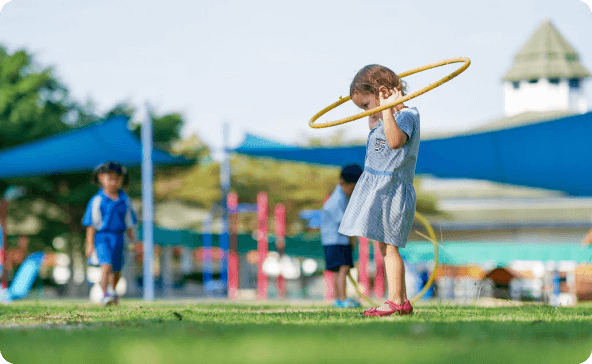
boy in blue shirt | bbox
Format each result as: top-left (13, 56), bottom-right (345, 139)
top-left (321, 164), bottom-right (363, 308)
top-left (83, 162), bottom-right (137, 306)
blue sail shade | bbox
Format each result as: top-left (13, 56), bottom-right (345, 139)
top-left (234, 112), bottom-right (592, 196)
top-left (0, 116), bottom-right (192, 179)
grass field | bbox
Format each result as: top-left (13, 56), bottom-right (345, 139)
top-left (0, 299), bottom-right (591, 364)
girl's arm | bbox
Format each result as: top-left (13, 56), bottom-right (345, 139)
top-left (379, 86), bottom-right (408, 149)
top-left (85, 226), bottom-right (96, 258)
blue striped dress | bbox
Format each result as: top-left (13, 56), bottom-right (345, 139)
top-left (338, 107), bottom-right (420, 247)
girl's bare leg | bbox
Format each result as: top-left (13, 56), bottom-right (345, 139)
top-left (376, 242), bottom-right (407, 311)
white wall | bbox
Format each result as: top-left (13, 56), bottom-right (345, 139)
top-left (504, 78), bottom-right (587, 116)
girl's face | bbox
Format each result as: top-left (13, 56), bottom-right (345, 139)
top-left (352, 91), bottom-right (382, 126)
top-left (98, 172), bottom-right (123, 192)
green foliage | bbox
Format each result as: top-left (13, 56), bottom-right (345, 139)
top-left (104, 102), bottom-right (136, 120)
top-left (0, 47), bottom-right (71, 150)
top-left (130, 109), bottom-right (185, 150)
top-left (155, 162), bottom-right (221, 208)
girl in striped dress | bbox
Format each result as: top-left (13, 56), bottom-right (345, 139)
top-left (338, 65), bottom-right (420, 317)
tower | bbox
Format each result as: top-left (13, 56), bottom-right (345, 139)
top-left (502, 20), bottom-right (590, 116)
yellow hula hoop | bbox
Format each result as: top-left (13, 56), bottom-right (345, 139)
top-left (309, 57), bottom-right (471, 129)
top-left (410, 211), bottom-right (439, 304)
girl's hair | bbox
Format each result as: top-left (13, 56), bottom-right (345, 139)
top-left (91, 161), bottom-right (130, 188)
top-left (349, 64), bottom-right (408, 98)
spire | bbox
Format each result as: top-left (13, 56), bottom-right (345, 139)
top-left (502, 19), bottom-right (591, 82)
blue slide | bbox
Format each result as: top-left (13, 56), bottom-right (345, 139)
top-left (1, 252), bottom-right (45, 302)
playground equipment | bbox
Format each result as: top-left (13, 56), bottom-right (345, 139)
top-left (0, 252), bottom-right (44, 303)
top-left (309, 57), bottom-right (471, 128)
top-left (202, 191), bottom-right (287, 299)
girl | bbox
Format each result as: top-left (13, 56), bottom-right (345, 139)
top-left (338, 64), bottom-right (420, 317)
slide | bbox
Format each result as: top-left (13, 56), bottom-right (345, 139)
top-left (2, 252), bottom-right (45, 302)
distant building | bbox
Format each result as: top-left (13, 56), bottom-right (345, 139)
top-left (502, 19), bottom-right (590, 116)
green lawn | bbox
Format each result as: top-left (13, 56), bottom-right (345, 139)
top-left (0, 300), bottom-right (591, 364)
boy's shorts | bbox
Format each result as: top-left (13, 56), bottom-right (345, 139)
top-left (323, 244), bottom-right (353, 272)
top-left (95, 232), bottom-right (125, 272)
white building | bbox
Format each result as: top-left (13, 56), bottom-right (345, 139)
top-left (502, 19), bottom-right (590, 116)
top-left (419, 19), bottom-right (592, 242)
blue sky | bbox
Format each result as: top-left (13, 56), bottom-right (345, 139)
top-left (0, 0), bottom-right (591, 156)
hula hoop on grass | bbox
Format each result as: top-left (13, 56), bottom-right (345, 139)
top-left (410, 211), bottom-right (439, 304)
top-left (346, 211), bottom-right (439, 306)
top-left (309, 57), bottom-right (471, 129)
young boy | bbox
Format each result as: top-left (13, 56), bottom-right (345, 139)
top-left (83, 162), bottom-right (137, 306)
top-left (321, 164), bottom-right (363, 308)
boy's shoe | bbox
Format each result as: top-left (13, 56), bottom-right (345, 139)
top-left (101, 294), bottom-right (115, 307)
top-left (107, 287), bottom-right (119, 305)
top-left (333, 299), bottom-right (345, 308)
top-left (344, 298), bottom-right (361, 308)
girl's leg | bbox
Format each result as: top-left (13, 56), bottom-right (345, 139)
top-left (383, 244), bottom-right (407, 305)
top-left (375, 242), bottom-right (407, 311)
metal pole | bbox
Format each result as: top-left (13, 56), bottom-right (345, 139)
top-left (142, 106), bottom-right (155, 301)
top-left (203, 211), bottom-right (213, 296)
top-left (274, 204), bottom-right (286, 299)
top-left (228, 192), bottom-right (239, 299)
top-left (257, 192), bottom-right (268, 299)
top-left (0, 200), bottom-right (8, 289)
top-left (219, 122), bottom-right (231, 290)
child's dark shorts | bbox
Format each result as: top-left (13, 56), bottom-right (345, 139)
top-left (323, 244), bottom-right (353, 272)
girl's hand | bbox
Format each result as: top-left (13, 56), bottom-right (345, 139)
top-left (378, 86), bottom-right (405, 111)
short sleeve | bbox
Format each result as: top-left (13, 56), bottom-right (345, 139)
top-left (395, 110), bottom-right (416, 140)
top-left (82, 195), bottom-right (102, 229)
top-left (124, 196), bottom-right (138, 229)
top-left (323, 197), bottom-right (345, 224)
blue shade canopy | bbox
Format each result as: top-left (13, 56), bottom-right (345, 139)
top-left (234, 134), bottom-right (365, 167)
top-left (234, 112), bottom-right (592, 196)
top-left (0, 116), bottom-right (192, 179)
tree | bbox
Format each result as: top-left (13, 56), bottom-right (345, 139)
top-left (0, 47), bottom-right (72, 150)
top-left (104, 102), bottom-right (135, 121)
top-left (129, 109), bottom-right (185, 150)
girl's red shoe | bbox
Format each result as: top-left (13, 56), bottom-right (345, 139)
top-left (362, 300), bottom-right (414, 317)
top-left (362, 300), bottom-right (401, 317)
top-left (399, 300), bottom-right (413, 315)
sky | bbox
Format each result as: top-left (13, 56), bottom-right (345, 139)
top-left (0, 0), bottom-right (591, 158)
